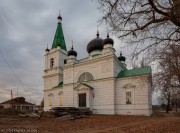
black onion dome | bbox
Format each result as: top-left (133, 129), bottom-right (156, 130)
top-left (46, 44), bottom-right (49, 52)
top-left (57, 15), bottom-right (62, 20)
top-left (118, 53), bottom-right (126, 62)
top-left (46, 48), bottom-right (49, 52)
top-left (103, 34), bottom-right (114, 46)
top-left (87, 32), bottom-right (103, 53)
top-left (68, 46), bottom-right (77, 57)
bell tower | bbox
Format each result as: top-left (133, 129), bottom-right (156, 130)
top-left (43, 14), bottom-right (67, 90)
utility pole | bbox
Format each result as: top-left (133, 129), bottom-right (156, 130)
top-left (11, 90), bottom-right (13, 109)
top-left (17, 88), bottom-right (18, 97)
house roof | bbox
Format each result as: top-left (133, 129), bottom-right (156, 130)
top-left (117, 66), bottom-right (151, 78)
top-left (1, 97), bottom-right (34, 105)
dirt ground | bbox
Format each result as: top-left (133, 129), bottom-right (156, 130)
top-left (0, 112), bottom-right (180, 133)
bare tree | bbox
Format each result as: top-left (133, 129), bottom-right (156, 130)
top-left (158, 45), bottom-right (180, 83)
top-left (154, 45), bottom-right (180, 112)
top-left (96, 0), bottom-right (180, 112)
top-left (96, 0), bottom-right (180, 57)
top-left (171, 88), bottom-right (180, 112)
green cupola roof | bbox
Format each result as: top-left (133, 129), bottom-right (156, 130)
top-left (51, 15), bottom-right (67, 51)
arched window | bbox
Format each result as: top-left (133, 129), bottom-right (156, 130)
top-left (50, 58), bottom-right (54, 68)
top-left (64, 59), bottom-right (67, 64)
top-left (78, 72), bottom-right (94, 82)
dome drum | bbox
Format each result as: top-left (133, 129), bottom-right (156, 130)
top-left (89, 50), bottom-right (102, 57)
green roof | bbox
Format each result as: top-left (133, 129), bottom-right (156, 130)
top-left (117, 66), bottom-right (151, 78)
top-left (51, 22), bottom-right (67, 51)
top-left (52, 82), bottom-right (63, 89)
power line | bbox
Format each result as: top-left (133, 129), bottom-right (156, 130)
top-left (0, 50), bottom-right (32, 102)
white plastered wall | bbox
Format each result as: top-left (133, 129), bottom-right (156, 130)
top-left (115, 75), bottom-right (152, 116)
top-left (44, 88), bottom-right (63, 111)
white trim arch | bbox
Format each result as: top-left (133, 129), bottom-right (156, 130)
top-left (48, 93), bottom-right (54, 96)
top-left (58, 91), bottom-right (63, 95)
top-left (77, 72), bottom-right (94, 83)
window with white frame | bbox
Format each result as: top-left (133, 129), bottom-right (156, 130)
top-left (126, 92), bottom-right (132, 104)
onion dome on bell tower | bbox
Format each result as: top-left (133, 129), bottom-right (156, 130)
top-left (57, 14), bottom-right (62, 22)
top-left (102, 33), bottom-right (114, 46)
top-left (118, 52), bottom-right (126, 62)
top-left (67, 45), bottom-right (77, 57)
top-left (87, 30), bottom-right (103, 54)
top-left (45, 47), bottom-right (49, 52)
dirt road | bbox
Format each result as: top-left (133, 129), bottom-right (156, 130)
top-left (0, 112), bottom-right (179, 133)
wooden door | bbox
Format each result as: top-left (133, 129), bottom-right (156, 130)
top-left (79, 93), bottom-right (86, 107)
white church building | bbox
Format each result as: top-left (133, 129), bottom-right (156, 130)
top-left (43, 15), bottom-right (153, 116)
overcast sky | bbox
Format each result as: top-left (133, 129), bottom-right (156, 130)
top-left (0, 0), bottom-right (131, 104)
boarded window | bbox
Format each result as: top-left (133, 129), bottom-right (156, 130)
top-left (126, 92), bottom-right (132, 104)
top-left (59, 97), bottom-right (63, 106)
top-left (49, 97), bottom-right (52, 106)
top-left (17, 106), bottom-right (20, 110)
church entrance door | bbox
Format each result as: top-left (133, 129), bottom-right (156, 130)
top-left (79, 93), bottom-right (86, 107)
